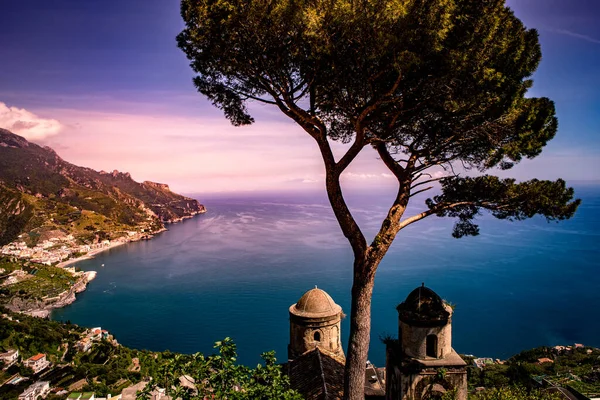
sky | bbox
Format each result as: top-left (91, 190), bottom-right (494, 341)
top-left (0, 0), bottom-right (599, 193)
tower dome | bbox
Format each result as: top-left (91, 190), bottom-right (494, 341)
top-left (397, 284), bottom-right (450, 327)
top-left (290, 287), bottom-right (342, 318)
top-left (288, 287), bottom-right (344, 361)
top-left (397, 284), bottom-right (454, 360)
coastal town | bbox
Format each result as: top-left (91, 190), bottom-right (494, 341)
top-left (1, 312), bottom-right (123, 400)
top-left (0, 308), bottom-right (209, 400)
top-left (0, 230), bottom-right (155, 267)
top-left (0, 228), bottom-right (160, 317)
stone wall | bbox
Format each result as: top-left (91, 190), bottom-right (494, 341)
top-left (400, 321), bottom-right (452, 359)
top-left (289, 313), bottom-right (343, 360)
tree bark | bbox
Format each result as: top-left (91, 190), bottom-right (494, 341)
top-left (343, 257), bottom-right (377, 400)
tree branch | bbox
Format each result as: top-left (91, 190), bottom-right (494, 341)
top-left (336, 128), bottom-right (368, 173)
top-left (409, 186), bottom-right (434, 198)
top-left (398, 201), bottom-right (473, 230)
top-left (374, 143), bottom-right (405, 179)
top-left (411, 177), bottom-right (444, 190)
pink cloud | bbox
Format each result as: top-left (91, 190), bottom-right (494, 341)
top-left (0, 101), bottom-right (63, 141)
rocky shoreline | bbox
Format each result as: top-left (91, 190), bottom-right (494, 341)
top-left (7, 271), bottom-right (97, 318)
top-left (162, 208), bottom-right (206, 224)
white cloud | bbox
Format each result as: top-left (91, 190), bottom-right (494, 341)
top-left (0, 102), bottom-right (63, 141)
top-left (431, 170), bottom-right (447, 179)
top-left (343, 172), bottom-right (395, 180)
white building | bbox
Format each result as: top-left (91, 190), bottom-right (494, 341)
top-left (0, 349), bottom-right (19, 369)
top-left (76, 338), bottom-right (92, 353)
top-left (24, 354), bottom-right (50, 374)
top-left (18, 381), bottom-right (50, 400)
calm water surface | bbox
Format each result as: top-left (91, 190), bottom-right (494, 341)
top-left (52, 186), bottom-right (600, 366)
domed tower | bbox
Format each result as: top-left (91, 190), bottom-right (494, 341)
top-left (288, 287), bottom-right (344, 361)
top-left (397, 284), bottom-right (453, 360)
top-left (386, 284), bottom-right (467, 400)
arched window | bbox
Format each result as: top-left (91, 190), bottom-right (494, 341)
top-left (314, 331), bottom-right (321, 341)
top-left (426, 335), bottom-right (438, 358)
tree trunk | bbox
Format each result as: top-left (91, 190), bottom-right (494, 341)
top-left (343, 257), bottom-right (377, 400)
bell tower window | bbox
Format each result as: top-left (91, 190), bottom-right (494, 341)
top-left (314, 331), bottom-right (321, 341)
top-left (426, 335), bottom-right (438, 358)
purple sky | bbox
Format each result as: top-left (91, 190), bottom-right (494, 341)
top-left (0, 0), bottom-right (599, 193)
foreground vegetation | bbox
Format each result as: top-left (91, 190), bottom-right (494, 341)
top-left (0, 309), bottom-right (299, 400)
top-left (1, 307), bottom-right (598, 399)
top-left (462, 346), bottom-right (600, 399)
top-left (467, 387), bottom-right (563, 400)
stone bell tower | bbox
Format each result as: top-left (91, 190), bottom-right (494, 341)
top-left (386, 284), bottom-right (467, 400)
top-left (288, 287), bottom-right (345, 362)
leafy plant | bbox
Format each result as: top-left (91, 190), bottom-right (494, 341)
top-left (138, 338), bottom-right (301, 400)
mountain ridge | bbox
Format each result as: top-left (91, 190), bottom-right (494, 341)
top-left (0, 128), bottom-right (205, 246)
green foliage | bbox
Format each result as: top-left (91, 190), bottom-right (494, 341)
top-left (468, 386), bottom-right (563, 400)
top-left (466, 346), bottom-right (600, 397)
top-left (0, 308), bottom-right (85, 360)
top-left (0, 312), bottom-right (300, 399)
top-left (508, 347), bottom-right (553, 364)
top-left (178, 0), bottom-right (553, 164)
top-left (481, 364), bottom-right (511, 388)
top-left (139, 338), bottom-right (302, 400)
top-left (0, 259), bottom-right (73, 303)
top-left (0, 185), bottom-right (35, 246)
top-left (427, 177), bottom-right (580, 238)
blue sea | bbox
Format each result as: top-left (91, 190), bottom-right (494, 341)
top-left (51, 185), bottom-right (600, 367)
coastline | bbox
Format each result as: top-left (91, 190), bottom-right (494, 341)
top-left (15, 211), bottom-right (205, 318)
top-left (48, 208), bottom-right (207, 269)
top-left (55, 217), bottom-right (183, 268)
top-left (57, 240), bottom-right (128, 268)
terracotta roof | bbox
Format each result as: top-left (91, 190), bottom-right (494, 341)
top-left (290, 288), bottom-right (342, 318)
top-left (29, 353), bottom-right (45, 361)
top-left (288, 348), bottom-right (345, 400)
